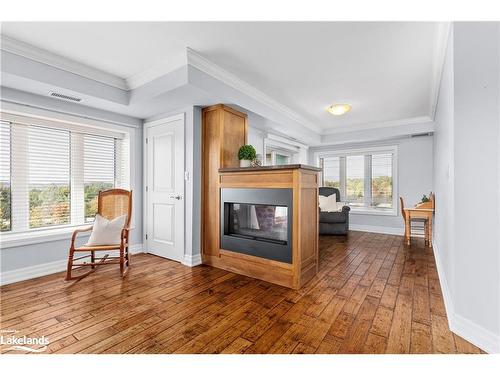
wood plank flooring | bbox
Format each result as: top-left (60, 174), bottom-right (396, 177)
top-left (0, 231), bottom-right (484, 354)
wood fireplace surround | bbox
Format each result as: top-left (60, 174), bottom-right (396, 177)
top-left (201, 104), bottom-right (320, 289)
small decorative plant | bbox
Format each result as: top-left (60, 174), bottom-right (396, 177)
top-left (238, 145), bottom-right (257, 160)
top-left (421, 194), bottom-right (430, 203)
top-left (238, 145), bottom-right (257, 167)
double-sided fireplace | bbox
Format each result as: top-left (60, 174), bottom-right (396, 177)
top-left (221, 188), bottom-right (293, 263)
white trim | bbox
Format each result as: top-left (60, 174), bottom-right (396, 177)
top-left (186, 47), bottom-right (322, 134)
top-left (1, 100), bottom-right (140, 130)
top-left (0, 35), bottom-right (128, 90)
top-left (429, 22), bottom-right (452, 120)
top-left (181, 253), bottom-right (202, 267)
top-left (0, 244), bottom-right (143, 286)
top-left (349, 224), bottom-right (403, 236)
top-left (126, 53), bottom-right (187, 90)
top-left (433, 240), bottom-right (500, 354)
top-left (322, 116), bottom-right (433, 135)
top-left (350, 208), bottom-right (398, 217)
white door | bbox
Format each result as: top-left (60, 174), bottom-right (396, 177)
top-left (145, 115), bottom-right (184, 261)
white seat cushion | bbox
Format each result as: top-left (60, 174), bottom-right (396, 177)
top-left (86, 214), bottom-right (127, 246)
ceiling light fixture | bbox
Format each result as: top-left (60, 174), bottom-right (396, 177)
top-left (327, 103), bottom-right (351, 116)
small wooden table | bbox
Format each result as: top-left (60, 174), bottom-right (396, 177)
top-left (403, 201), bottom-right (434, 247)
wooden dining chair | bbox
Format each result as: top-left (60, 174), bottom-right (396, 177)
top-left (400, 197), bottom-right (429, 246)
top-left (65, 189), bottom-right (132, 281)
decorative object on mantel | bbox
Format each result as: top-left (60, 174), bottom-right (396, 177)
top-left (421, 193), bottom-right (431, 203)
top-left (238, 144), bottom-right (257, 167)
top-left (250, 158), bottom-right (262, 167)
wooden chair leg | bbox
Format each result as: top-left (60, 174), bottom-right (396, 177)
top-left (120, 246), bottom-right (125, 277)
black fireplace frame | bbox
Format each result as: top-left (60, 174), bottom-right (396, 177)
top-left (220, 188), bottom-right (293, 263)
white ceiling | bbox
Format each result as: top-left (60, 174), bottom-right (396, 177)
top-left (1, 22), bottom-right (443, 132)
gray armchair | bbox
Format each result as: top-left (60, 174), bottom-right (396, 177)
top-left (319, 187), bottom-right (350, 235)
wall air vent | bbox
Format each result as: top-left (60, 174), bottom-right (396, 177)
top-left (49, 92), bottom-right (82, 103)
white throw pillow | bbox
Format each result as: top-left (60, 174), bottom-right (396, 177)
top-left (319, 194), bottom-right (340, 212)
top-left (86, 214), bottom-right (127, 246)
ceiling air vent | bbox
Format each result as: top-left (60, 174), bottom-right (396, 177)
top-left (410, 132), bottom-right (433, 138)
top-left (49, 92), bottom-right (82, 103)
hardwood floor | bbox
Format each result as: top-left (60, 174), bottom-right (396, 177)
top-left (0, 232), bottom-right (483, 354)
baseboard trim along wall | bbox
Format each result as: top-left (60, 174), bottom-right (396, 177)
top-left (0, 243), bottom-right (143, 286)
top-left (181, 253), bottom-right (203, 267)
top-left (432, 240), bottom-right (500, 354)
top-left (349, 224), bottom-right (404, 236)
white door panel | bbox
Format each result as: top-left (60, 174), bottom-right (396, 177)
top-left (146, 116), bottom-right (184, 261)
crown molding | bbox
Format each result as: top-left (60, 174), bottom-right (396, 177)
top-left (321, 115), bottom-right (433, 135)
top-left (429, 22), bottom-right (452, 120)
top-left (125, 52), bottom-right (187, 90)
top-left (186, 47), bottom-right (322, 134)
top-left (1, 35), bottom-right (128, 90)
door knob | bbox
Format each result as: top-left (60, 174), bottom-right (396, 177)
top-left (169, 194), bottom-right (183, 200)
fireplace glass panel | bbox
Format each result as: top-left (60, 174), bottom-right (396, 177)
top-left (226, 203), bottom-right (288, 245)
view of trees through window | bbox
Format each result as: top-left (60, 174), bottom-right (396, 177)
top-left (1, 121), bottom-right (120, 233)
top-left (0, 122), bottom-right (10, 232)
top-left (28, 126), bottom-right (71, 228)
top-left (84, 135), bottom-right (116, 222)
top-left (321, 152), bottom-right (393, 210)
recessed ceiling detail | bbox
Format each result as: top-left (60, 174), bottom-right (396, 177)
top-left (1, 22), bottom-right (450, 141)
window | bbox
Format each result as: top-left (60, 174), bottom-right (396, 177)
top-left (0, 121), bottom-right (11, 232)
top-left (28, 126), bottom-right (71, 228)
top-left (266, 150), bottom-right (292, 166)
top-left (84, 135), bottom-right (115, 222)
top-left (0, 113), bottom-right (129, 235)
top-left (318, 147), bottom-right (397, 214)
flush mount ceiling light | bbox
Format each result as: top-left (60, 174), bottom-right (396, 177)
top-left (327, 103), bottom-right (352, 116)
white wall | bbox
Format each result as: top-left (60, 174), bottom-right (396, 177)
top-left (0, 93), bottom-right (143, 276)
top-left (433, 22), bottom-right (500, 353)
top-left (309, 135), bottom-right (434, 234)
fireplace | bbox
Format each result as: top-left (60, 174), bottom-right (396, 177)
top-left (221, 188), bottom-right (293, 263)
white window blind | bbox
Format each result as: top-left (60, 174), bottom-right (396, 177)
top-left (0, 121), bottom-right (11, 232)
top-left (84, 135), bottom-right (115, 222)
top-left (371, 153), bottom-right (393, 209)
top-left (28, 126), bottom-right (71, 228)
top-left (0, 113), bottom-right (130, 234)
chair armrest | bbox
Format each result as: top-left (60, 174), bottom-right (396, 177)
top-left (342, 205), bottom-right (351, 212)
top-left (70, 226), bottom-right (93, 248)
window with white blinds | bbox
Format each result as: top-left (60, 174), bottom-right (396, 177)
top-left (0, 114), bottom-right (130, 234)
top-left (28, 126), bottom-right (71, 228)
top-left (0, 121), bottom-right (11, 232)
top-left (318, 147), bottom-right (397, 213)
top-left (84, 135), bottom-right (115, 222)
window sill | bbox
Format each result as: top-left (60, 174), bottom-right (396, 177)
top-left (1, 224), bottom-right (136, 249)
top-left (350, 208), bottom-right (397, 216)
top-left (0, 225), bottom-right (93, 249)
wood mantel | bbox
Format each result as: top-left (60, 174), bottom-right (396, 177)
top-left (203, 165), bottom-right (320, 289)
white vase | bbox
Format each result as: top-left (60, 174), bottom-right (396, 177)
top-left (240, 159), bottom-right (251, 167)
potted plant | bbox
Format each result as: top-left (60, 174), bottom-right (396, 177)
top-left (238, 145), bottom-right (257, 167)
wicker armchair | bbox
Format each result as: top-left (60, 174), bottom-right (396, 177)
top-left (65, 189), bottom-right (132, 281)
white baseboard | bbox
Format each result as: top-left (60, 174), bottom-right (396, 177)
top-left (181, 253), bottom-right (202, 267)
top-left (0, 243), bottom-right (143, 286)
top-left (349, 224), bottom-right (404, 236)
top-left (432, 240), bottom-right (500, 354)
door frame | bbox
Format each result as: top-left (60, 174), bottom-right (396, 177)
top-left (143, 113), bottom-right (185, 261)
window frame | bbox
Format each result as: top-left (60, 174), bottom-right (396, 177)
top-left (314, 145), bottom-right (398, 216)
top-left (0, 109), bottom-right (135, 248)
